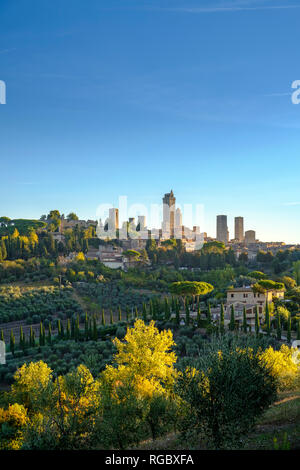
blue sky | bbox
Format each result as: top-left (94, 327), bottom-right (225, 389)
top-left (0, 0), bottom-right (300, 242)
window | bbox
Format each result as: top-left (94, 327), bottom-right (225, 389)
top-left (231, 294), bottom-right (234, 298)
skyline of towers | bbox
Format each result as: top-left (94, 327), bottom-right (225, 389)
top-left (102, 192), bottom-right (256, 244)
top-left (235, 216), bottom-right (244, 242)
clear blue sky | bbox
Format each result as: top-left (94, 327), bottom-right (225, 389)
top-left (1, 0), bottom-right (300, 243)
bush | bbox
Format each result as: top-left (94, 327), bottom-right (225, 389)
top-left (176, 348), bottom-right (277, 449)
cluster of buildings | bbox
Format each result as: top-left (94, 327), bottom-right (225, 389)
top-left (49, 190), bottom-right (299, 259)
top-left (211, 285), bottom-right (285, 327)
top-left (96, 190), bottom-right (203, 251)
top-left (216, 214), bottom-right (256, 245)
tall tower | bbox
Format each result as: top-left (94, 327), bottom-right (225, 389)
top-left (162, 190), bottom-right (176, 238)
top-left (137, 215), bottom-right (146, 231)
top-left (245, 230), bottom-right (256, 245)
top-left (175, 207), bottom-right (182, 228)
top-left (234, 217), bottom-right (244, 242)
top-left (108, 208), bottom-right (119, 230)
top-left (216, 215), bottom-right (228, 244)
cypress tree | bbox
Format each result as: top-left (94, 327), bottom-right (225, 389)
top-left (197, 304), bottom-right (201, 326)
top-left (0, 329), bottom-right (4, 342)
top-left (71, 318), bottom-right (75, 339)
top-left (57, 319), bottom-right (62, 339)
top-left (101, 309), bottom-right (105, 326)
top-left (47, 323), bottom-right (52, 345)
top-left (126, 306), bottom-right (130, 323)
top-left (287, 312), bottom-right (291, 343)
top-left (31, 327), bottom-right (36, 347)
top-left (39, 322), bottom-right (44, 346)
top-left (265, 302), bottom-right (270, 336)
top-left (135, 306), bottom-right (138, 319)
top-left (149, 300), bottom-right (154, 320)
top-left (19, 326), bottom-right (24, 350)
top-left (220, 304), bottom-right (225, 334)
top-left (84, 313), bottom-right (89, 340)
top-left (164, 298), bottom-right (170, 320)
top-left (110, 309), bottom-right (114, 324)
top-left (255, 306), bottom-right (260, 337)
top-left (29, 326), bottom-right (33, 347)
top-left (88, 318), bottom-right (92, 340)
top-left (10, 330), bottom-right (15, 355)
top-left (185, 303), bottom-right (190, 326)
top-left (242, 306), bottom-right (247, 334)
top-left (66, 319), bottom-right (71, 340)
top-left (142, 303), bottom-right (147, 322)
top-left (207, 302), bottom-right (212, 325)
top-left (75, 315), bottom-right (80, 341)
top-left (118, 306), bottom-right (122, 322)
top-left (171, 296), bottom-right (175, 313)
top-left (92, 315), bottom-right (98, 341)
top-left (229, 305), bottom-right (235, 331)
top-left (175, 300), bottom-right (180, 326)
top-left (276, 309), bottom-right (282, 341)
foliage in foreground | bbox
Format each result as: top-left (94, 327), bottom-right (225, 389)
top-left (0, 321), bottom-right (299, 450)
top-left (176, 349), bottom-right (277, 449)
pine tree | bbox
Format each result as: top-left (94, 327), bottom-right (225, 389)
top-left (102, 309), bottom-right (105, 326)
top-left (220, 304), bottom-right (225, 334)
top-left (10, 330), bottom-right (15, 355)
top-left (255, 306), bottom-right (260, 337)
top-left (276, 309), bottom-right (282, 341)
top-left (287, 312), bottom-right (291, 343)
top-left (229, 305), bottom-right (235, 331)
top-left (242, 306), bottom-right (247, 334)
top-left (118, 306), bottom-right (122, 322)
